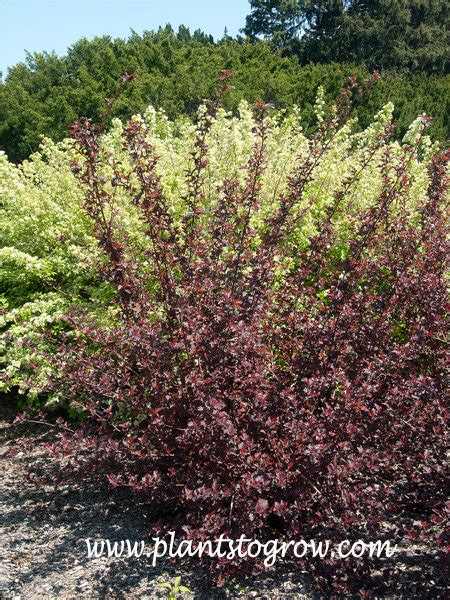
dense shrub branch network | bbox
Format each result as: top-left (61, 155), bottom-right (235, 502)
top-left (10, 73), bottom-right (449, 594)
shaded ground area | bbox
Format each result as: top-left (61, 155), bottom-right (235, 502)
top-left (0, 400), bottom-right (446, 599)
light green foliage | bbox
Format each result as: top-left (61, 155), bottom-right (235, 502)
top-left (1, 143), bottom-right (111, 403)
top-left (159, 576), bottom-right (191, 599)
top-left (0, 293), bottom-right (66, 399)
top-left (0, 98), bottom-right (437, 405)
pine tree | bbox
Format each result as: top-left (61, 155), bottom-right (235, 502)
top-left (243, 0), bottom-right (449, 74)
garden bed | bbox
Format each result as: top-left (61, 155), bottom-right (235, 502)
top-left (0, 402), bottom-right (446, 599)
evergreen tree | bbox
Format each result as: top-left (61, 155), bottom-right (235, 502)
top-left (304, 0), bottom-right (449, 74)
top-left (244, 0), bottom-right (449, 74)
top-left (0, 28), bottom-right (448, 163)
top-left (243, 0), bottom-right (308, 49)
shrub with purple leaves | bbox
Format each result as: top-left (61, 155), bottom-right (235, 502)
top-left (43, 74), bottom-right (448, 594)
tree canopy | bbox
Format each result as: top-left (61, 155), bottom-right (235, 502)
top-left (0, 24), bottom-right (448, 163)
top-left (244, 0), bottom-right (449, 74)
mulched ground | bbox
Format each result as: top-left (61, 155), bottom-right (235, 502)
top-left (0, 400), bottom-right (446, 599)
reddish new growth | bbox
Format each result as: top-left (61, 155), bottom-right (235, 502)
top-left (43, 73), bottom-right (448, 594)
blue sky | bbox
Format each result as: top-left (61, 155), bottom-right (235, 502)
top-left (0, 0), bottom-right (250, 77)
